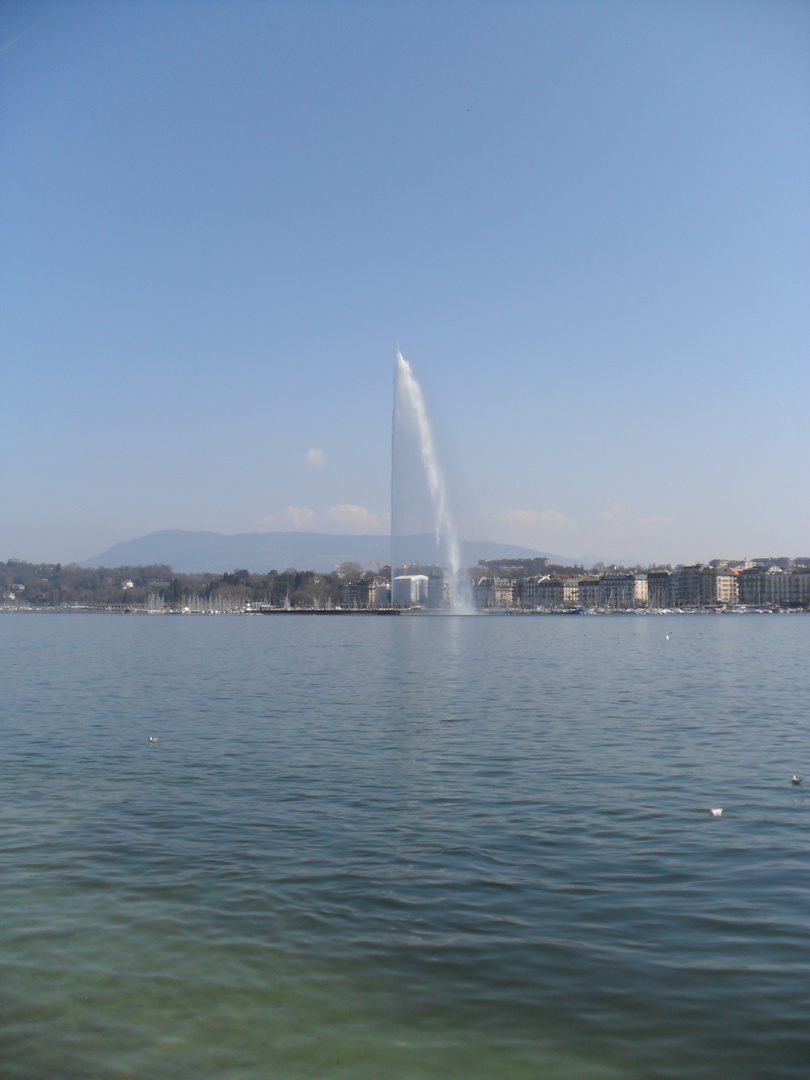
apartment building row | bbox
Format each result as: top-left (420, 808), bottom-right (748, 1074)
top-left (735, 565), bottom-right (810, 607)
top-left (342, 564), bottom-right (810, 610)
top-left (475, 571), bottom-right (649, 609)
top-left (475, 564), bottom-right (810, 610)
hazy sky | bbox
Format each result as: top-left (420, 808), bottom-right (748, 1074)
top-left (2, 0), bottom-right (808, 566)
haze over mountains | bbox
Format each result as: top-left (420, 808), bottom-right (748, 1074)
top-left (82, 530), bottom-right (590, 575)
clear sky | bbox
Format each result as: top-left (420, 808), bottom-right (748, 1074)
top-left (2, 0), bottom-right (808, 566)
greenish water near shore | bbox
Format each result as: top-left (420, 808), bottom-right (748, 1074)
top-left (1, 614), bottom-right (807, 1078)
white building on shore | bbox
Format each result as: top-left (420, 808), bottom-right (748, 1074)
top-left (392, 574), bottom-right (429, 607)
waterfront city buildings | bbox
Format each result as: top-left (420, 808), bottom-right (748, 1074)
top-left (380, 559), bottom-right (810, 611)
top-left (3, 556), bottom-right (809, 614)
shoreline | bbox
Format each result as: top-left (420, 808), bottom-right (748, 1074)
top-left (1, 606), bottom-right (806, 617)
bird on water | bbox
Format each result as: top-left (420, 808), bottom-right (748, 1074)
top-left (791, 775), bottom-right (802, 786)
top-left (710, 807), bottom-right (724, 817)
top-left (149, 736), bottom-right (160, 743)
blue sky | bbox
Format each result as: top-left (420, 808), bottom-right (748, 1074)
top-left (2, 0), bottom-right (808, 566)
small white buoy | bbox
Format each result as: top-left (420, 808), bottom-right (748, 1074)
top-left (709, 807), bottom-right (724, 817)
top-left (149, 736), bottom-right (160, 743)
top-left (791, 775), bottom-right (802, 786)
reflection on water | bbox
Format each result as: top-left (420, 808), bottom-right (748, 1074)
top-left (0, 613), bottom-right (807, 1079)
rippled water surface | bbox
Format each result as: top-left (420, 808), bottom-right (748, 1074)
top-left (1, 612), bottom-right (807, 1079)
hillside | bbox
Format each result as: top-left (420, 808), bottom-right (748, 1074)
top-left (82, 530), bottom-right (569, 574)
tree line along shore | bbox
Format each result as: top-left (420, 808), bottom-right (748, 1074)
top-left (0, 559), bottom-right (357, 610)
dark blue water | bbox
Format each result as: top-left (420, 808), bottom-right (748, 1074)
top-left (1, 613), bottom-right (807, 1079)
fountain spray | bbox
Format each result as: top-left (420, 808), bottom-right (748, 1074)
top-left (391, 351), bottom-right (472, 613)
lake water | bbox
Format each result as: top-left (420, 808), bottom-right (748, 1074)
top-left (0, 612), bottom-right (807, 1079)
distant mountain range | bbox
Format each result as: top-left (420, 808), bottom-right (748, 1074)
top-left (82, 530), bottom-right (587, 574)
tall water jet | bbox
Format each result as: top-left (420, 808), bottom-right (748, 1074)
top-left (391, 351), bottom-right (472, 612)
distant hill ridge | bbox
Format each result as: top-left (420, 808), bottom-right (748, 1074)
top-left (83, 529), bottom-right (581, 574)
